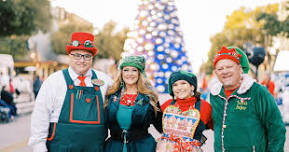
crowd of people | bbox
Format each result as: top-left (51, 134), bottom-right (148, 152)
top-left (0, 72), bottom-right (42, 122)
top-left (25, 32), bottom-right (286, 152)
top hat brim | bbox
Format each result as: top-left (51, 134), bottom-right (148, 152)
top-left (66, 46), bottom-right (97, 56)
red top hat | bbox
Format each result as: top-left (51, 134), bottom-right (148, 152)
top-left (66, 32), bottom-right (97, 56)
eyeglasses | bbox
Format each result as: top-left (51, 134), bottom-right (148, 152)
top-left (71, 40), bottom-right (93, 48)
top-left (70, 53), bottom-right (93, 61)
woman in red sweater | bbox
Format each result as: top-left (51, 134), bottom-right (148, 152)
top-left (157, 70), bottom-right (213, 152)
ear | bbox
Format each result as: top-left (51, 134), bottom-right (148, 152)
top-left (238, 65), bottom-right (243, 74)
top-left (190, 85), bottom-right (195, 92)
top-left (213, 69), bottom-right (217, 75)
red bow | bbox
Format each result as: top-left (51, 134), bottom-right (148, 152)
top-left (217, 46), bottom-right (242, 59)
top-left (162, 134), bottom-right (201, 152)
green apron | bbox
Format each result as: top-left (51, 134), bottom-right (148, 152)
top-left (46, 69), bottom-right (106, 152)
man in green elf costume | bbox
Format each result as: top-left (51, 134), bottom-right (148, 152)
top-left (209, 46), bottom-right (286, 152)
top-left (28, 32), bottom-right (113, 152)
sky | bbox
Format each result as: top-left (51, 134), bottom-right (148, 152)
top-left (51, 0), bottom-right (283, 73)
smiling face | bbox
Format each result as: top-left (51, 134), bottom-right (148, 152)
top-left (122, 66), bottom-right (139, 87)
top-left (172, 80), bottom-right (195, 99)
top-left (214, 59), bottom-right (242, 90)
top-left (69, 50), bottom-right (93, 75)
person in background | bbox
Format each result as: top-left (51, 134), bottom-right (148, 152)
top-left (8, 78), bottom-right (15, 94)
top-left (28, 32), bottom-right (113, 152)
top-left (157, 70), bottom-right (213, 152)
top-left (108, 58), bottom-right (119, 81)
top-left (104, 55), bottom-right (162, 152)
top-left (210, 46), bottom-right (286, 152)
top-left (261, 71), bottom-right (275, 97)
top-left (33, 74), bottom-right (42, 98)
top-left (0, 85), bottom-right (17, 118)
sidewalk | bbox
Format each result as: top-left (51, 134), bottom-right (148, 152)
top-left (0, 114), bottom-right (32, 152)
top-left (1, 114), bottom-right (213, 152)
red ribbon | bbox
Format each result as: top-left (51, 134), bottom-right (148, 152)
top-left (218, 46), bottom-right (242, 59)
top-left (161, 135), bottom-right (201, 152)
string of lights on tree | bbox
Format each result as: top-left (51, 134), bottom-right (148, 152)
top-left (123, 0), bottom-right (192, 93)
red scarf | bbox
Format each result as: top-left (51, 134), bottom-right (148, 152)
top-left (176, 97), bottom-right (197, 112)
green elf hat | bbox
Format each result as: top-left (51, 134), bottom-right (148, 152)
top-left (119, 55), bottom-right (146, 74)
top-left (168, 70), bottom-right (198, 97)
top-left (227, 46), bottom-right (250, 74)
top-left (213, 46), bottom-right (250, 74)
top-left (213, 46), bottom-right (241, 68)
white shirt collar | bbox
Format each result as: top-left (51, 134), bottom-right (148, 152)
top-left (68, 67), bottom-right (92, 81)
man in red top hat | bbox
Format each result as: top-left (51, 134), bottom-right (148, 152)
top-left (29, 32), bottom-right (113, 152)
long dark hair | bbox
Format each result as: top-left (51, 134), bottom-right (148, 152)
top-left (195, 91), bottom-right (202, 101)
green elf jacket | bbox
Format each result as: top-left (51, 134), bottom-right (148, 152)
top-left (209, 74), bottom-right (286, 152)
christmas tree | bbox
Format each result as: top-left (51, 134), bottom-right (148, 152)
top-left (123, 0), bottom-right (192, 93)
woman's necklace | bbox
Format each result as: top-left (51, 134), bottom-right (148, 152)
top-left (121, 92), bottom-right (138, 106)
top-left (124, 94), bottom-right (134, 104)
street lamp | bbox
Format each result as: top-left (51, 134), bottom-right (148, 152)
top-left (246, 47), bottom-right (266, 81)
